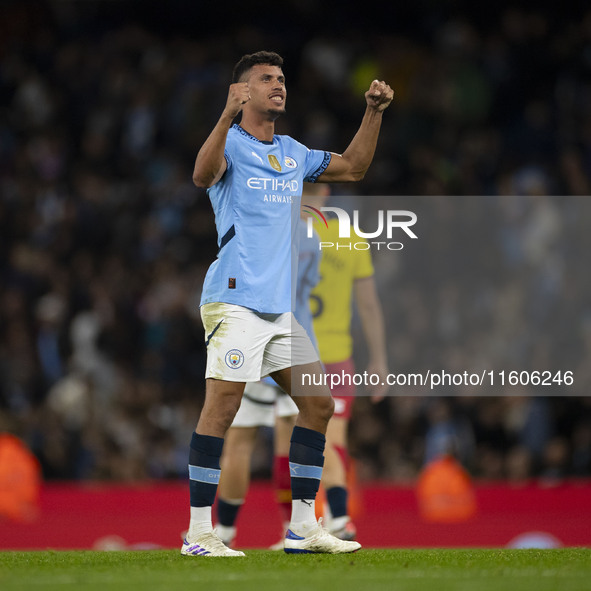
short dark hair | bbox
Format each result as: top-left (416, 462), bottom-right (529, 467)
top-left (232, 51), bottom-right (284, 83)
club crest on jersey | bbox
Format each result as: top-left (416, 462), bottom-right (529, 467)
top-left (225, 349), bottom-right (244, 369)
top-left (268, 154), bottom-right (282, 172)
top-left (284, 156), bottom-right (297, 169)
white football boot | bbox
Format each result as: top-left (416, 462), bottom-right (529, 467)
top-left (284, 518), bottom-right (361, 554)
top-left (181, 530), bottom-right (245, 557)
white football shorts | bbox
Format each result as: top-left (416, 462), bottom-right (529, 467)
top-left (201, 302), bottom-right (319, 382)
top-left (231, 380), bottom-right (299, 428)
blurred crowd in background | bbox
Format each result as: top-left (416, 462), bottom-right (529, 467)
top-left (1, 1), bottom-right (590, 484)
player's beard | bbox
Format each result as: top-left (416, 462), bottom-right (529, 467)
top-left (266, 105), bottom-right (286, 119)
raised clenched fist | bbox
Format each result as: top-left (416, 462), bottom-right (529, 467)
top-left (224, 83), bottom-right (251, 118)
top-left (365, 80), bottom-right (394, 112)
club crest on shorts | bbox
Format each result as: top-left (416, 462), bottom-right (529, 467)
top-left (225, 349), bottom-right (244, 369)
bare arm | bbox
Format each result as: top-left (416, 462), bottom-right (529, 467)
top-left (193, 83), bottom-right (251, 188)
top-left (319, 80), bottom-right (394, 183)
top-left (354, 275), bottom-right (390, 399)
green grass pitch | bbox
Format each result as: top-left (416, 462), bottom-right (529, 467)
top-left (1, 549), bottom-right (590, 591)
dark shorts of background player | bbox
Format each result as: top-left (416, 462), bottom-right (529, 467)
top-left (325, 357), bottom-right (356, 420)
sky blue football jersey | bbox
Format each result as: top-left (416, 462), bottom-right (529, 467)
top-left (200, 124), bottom-right (330, 313)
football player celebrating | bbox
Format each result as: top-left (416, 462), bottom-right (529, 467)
top-left (182, 51), bottom-right (393, 557)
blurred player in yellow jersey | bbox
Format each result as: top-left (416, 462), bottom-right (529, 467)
top-left (305, 184), bottom-right (389, 540)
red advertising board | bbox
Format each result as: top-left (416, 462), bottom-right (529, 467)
top-left (2, 481), bottom-right (589, 550)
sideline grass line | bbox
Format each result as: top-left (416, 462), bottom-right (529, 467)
top-left (1, 549), bottom-right (590, 591)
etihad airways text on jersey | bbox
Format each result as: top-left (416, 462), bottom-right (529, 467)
top-left (247, 177), bottom-right (299, 192)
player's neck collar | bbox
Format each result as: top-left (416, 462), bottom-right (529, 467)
top-left (233, 124), bottom-right (274, 145)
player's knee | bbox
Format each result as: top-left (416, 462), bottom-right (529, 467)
top-left (201, 393), bottom-right (242, 434)
top-left (219, 401), bottom-right (242, 431)
top-left (321, 395), bottom-right (335, 423)
top-left (296, 394), bottom-right (333, 430)
top-left (310, 395), bottom-right (334, 425)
